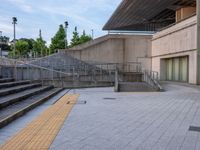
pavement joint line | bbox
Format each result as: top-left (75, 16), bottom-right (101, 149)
top-left (0, 94), bottom-right (79, 150)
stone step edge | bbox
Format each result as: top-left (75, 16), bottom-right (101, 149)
top-left (0, 80), bottom-right (31, 89)
top-left (0, 86), bottom-right (54, 109)
top-left (0, 78), bottom-right (15, 83)
top-left (0, 83), bottom-right (42, 97)
top-left (0, 88), bottom-right (63, 128)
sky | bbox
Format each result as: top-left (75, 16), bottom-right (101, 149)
top-left (0, 0), bottom-right (121, 45)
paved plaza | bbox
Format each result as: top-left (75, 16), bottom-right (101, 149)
top-left (1, 82), bottom-right (200, 150)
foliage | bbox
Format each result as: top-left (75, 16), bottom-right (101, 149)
top-left (0, 36), bottom-right (9, 43)
top-left (70, 27), bottom-right (81, 47)
top-left (50, 24), bottom-right (66, 54)
top-left (33, 37), bottom-right (49, 57)
top-left (0, 36), bottom-right (10, 51)
top-left (69, 27), bottom-right (92, 48)
top-left (8, 39), bottom-right (36, 58)
top-left (8, 50), bottom-right (18, 58)
top-left (11, 40), bottom-right (29, 58)
top-left (8, 36), bottom-right (49, 58)
top-left (19, 38), bottom-right (35, 50)
top-left (80, 30), bottom-right (92, 44)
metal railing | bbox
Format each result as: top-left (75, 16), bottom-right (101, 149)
top-left (1, 55), bottom-right (162, 90)
top-left (113, 63), bottom-right (162, 92)
top-left (0, 57), bottom-right (79, 88)
top-left (143, 70), bottom-right (163, 91)
top-left (0, 57), bottom-right (121, 87)
top-left (95, 62), bottom-right (142, 72)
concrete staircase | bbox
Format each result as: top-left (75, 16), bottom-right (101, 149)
top-left (29, 52), bottom-right (97, 75)
top-left (115, 71), bottom-right (162, 92)
top-left (118, 82), bottom-right (155, 92)
top-left (0, 77), bottom-right (63, 128)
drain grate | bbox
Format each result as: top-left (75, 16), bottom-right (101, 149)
top-left (189, 126), bottom-right (200, 132)
top-left (103, 98), bottom-right (117, 100)
top-left (67, 101), bottom-right (87, 105)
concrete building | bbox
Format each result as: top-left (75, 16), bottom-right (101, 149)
top-left (65, 0), bottom-right (199, 84)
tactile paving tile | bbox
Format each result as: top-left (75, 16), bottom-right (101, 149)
top-left (0, 94), bottom-right (79, 150)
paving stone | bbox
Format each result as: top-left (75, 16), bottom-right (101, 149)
top-left (50, 84), bottom-right (200, 150)
top-left (1, 83), bottom-right (200, 150)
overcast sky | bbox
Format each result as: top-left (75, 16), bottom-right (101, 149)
top-left (0, 0), bottom-right (121, 45)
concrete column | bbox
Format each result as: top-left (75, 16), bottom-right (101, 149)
top-left (197, 0), bottom-right (200, 84)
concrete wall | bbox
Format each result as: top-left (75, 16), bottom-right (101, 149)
top-left (152, 15), bottom-right (198, 84)
top-left (152, 15), bottom-right (197, 56)
top-left (64, 34), bottom-right (152, 70)
top-left (74, 38), bottom-right (124, 64)
top-left (124, 36), bottom-right (152, 71)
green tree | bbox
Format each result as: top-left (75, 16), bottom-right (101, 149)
top-left (19, 38), bottom-right (35, 50)
top-left (79, 30), bottom-right (92, 43)
top-left (33, 37), bottom-right (48, 57)
top-left (50, 24), bottom-right (66, 54)
top-left (12, 40), bottom-right (29, 58)
top-left (69, 28), bottom-right (92, 48)
top-left (70, 27), bottom-right (81, 48)
top-left (8, 50), bottom-right (18, 58)
top-left (8, 38), bottom-right (36, 58)
top-left (0, 36), bottom-right (10, 51)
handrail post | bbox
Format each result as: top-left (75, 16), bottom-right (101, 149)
top-left (59, 70), bottom-right (63, 88)
top-left (14, 61), bottom-right (17, 80)
top-left (41, 67), bottom-right (43, 86)
top-left (114, 66), bottom-right (119, 92)
top-left (52, 66), bottom-right (54, 87)
top-left (73, 66), bottom-right (75, 81)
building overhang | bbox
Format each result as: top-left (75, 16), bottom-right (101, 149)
top-left (103, 0), bottom-right (196, 31)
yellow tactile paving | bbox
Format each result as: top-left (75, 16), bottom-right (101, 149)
top-left (0, 94), bottom-right (79, 150)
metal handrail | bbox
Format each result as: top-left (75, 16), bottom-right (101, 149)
top-left (0, 57), bottom-right (118, 87)
top-left (0, 57), bottom-right (80, 88)
top-left (143, 70), bottom-right (163, 91)
top-left (0, 56), bottom-right (145, 89)
top-left (0, 57), bottom-right (76, 76)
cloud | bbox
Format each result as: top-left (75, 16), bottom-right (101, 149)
top-left (0, 15), bottom-right (22, 35)
top-left (0, 0), bottom-right (121, 42)
top-left (36, 0), bottom-right (121, 31)
top-left (40, 6), bottom-right (101, 30)
top-left (6, 0), bottom-right (33, 13)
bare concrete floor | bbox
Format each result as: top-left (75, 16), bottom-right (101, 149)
top-left (1, 83), bottom-right (200, 150)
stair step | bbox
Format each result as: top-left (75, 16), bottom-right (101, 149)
top-left (0, 83), bottom-right (41, 97)
top-left (119, 82), bottom-right (155, 92)
top-left (0, 80), bottom-right (31, 89)
top-left (0, 85), bottom-right (54, 109)
top-left (0, 88), bottom-right (63, 128)
top-left (0, 78), bottom-right (15, 83)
